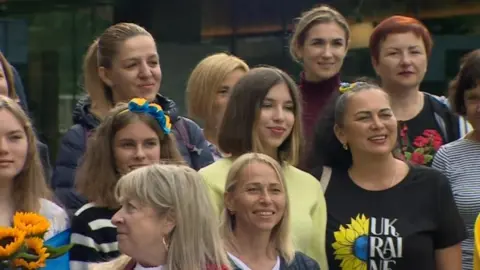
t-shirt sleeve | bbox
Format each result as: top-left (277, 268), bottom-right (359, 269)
top-left (431, 145), bottom-right (448, 174)
top-left (433, 172), bottom-right (467, 249)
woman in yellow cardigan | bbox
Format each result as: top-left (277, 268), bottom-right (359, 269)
top-left (199, 66), bottom-right (327, 269)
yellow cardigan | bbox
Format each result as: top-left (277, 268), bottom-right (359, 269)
top-left (199, 158), bottom-right (328, 269)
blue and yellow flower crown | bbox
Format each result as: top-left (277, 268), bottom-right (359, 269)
top-left (339, 82), bottom-right (371, 94)
top-left (122, 98), bottom-right (172, 135)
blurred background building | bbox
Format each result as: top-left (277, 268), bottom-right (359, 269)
top-left (0, 0), bottom-right (479, 158)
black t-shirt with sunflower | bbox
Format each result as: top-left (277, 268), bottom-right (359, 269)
top-left (394, 95), bottom-right (446, 167)
top-left (324, 166), bottom-right (466, 270)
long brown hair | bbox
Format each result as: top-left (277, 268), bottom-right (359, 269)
top-left (76, 103), bottom-right (184, 209)
top-left (0, 96), bottom-right (51, 212)
top-left (218, 67), bottom-right (303, 166)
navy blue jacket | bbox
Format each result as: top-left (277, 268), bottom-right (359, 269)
top-left (51, 94), bottom-right (213, 215)
top-left (230, 252), bottom-right (320, 270)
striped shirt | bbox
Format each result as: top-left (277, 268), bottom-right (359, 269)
top-left (69, 202), bottom-right (120, 270)
top-left (432, 138), bottom-right (480, 270)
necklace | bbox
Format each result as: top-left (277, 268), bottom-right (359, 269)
top-left (349, 164), bottom-right (398, 191)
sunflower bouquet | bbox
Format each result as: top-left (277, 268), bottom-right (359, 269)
top-left (0, 212), bottom-right (72, 270)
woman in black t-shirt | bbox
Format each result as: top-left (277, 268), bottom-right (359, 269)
top-left (307, 81), bottom-right (466, 270)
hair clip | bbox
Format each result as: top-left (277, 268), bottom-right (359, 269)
top-left (339, 82), bottom-right (357, 93)
top-left (126, 98), bottom-right (172, 135)
top-left (338, 82), bottom-right (370, 94)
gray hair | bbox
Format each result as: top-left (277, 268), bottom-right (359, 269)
top-left (334, 82), bottom-right (384, 127)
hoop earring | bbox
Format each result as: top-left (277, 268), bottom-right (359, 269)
top-left (343, 143), bottom-right (348, 150)
top-left (162, 236), bottom-right (169, 250)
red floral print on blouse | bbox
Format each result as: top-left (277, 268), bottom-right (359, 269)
top-left (395, 124), bottom-right (443, 166)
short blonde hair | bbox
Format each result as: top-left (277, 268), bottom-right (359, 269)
top-left (115, 164), bottom-right (231, 270)
top-left (186, 53), bottom-right (249, 122)
top-left (290, 5), bottom-right (350, 62)
top-left (221, 153), bottom-right (295, 263)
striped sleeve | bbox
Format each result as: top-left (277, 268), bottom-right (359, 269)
top-left (69, 204), bottom-right (120, 270)
top-left (432, 145), bottom-right (449, 175)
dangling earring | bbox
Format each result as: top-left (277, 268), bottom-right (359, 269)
top-left (162, 236), bottom-right (169, 250)
top-left (343, 143), bottom-right (348, 150)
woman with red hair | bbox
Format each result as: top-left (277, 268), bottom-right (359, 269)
top-left (369, 16), bottom-right (462, 166)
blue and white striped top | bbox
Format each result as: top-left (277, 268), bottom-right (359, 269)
top-left (432, 137), bottom-right (480, 270)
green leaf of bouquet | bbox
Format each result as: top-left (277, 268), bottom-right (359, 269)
top-left (414, 148), bottom-right (424, 154)
top-left (424, 155), bottom-right (433, 163)
top-left (16, 251), bottom-right (40, 261)
top-left (45, 243), bottom-right (74, 259)
top-left (404, 152), bottom-right (412, 160)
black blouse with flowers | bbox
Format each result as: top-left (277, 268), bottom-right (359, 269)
top-left (394, 95), bottom-right (446, 167)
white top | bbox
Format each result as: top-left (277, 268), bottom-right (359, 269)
top-left (134, 264), bottom-right (164, 270)
top-left (228, 253), bottom-right (280, 270)
top-left (38, 199), bottom-right (70, 240)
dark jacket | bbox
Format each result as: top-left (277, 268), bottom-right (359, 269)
top-left (51, 94), bottom-right (213, 215)
top-left (10, 64), bottom-right (52, 182)
top-left (424, 92), bottom-right (461, 143)
top-left (230, 252), bottom-right (320, 270)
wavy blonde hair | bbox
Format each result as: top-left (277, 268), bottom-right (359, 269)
top-left (92, 164), bottom-right (231, 270)
top-left (0, 96), bottom-right (51, 212)
top-left (221, 153), bottom-right (295, 263)
top-left (186, 53), bottom-right (249, 123)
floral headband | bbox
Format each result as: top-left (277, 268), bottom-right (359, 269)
top-left (123, 98), bottom-right (172, 135)
top-left (339, 82), bottom-right (368, 94)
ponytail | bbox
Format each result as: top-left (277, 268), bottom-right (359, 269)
top-left (82, 39), bottom-right (112, 118)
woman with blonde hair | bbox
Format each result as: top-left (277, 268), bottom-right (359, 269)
top-left (69, 98), bottom-right (185, 270)
top-left (0, 95), bottom-right (69, 268)
top-left (91, 164), bottom-right (231, 270)
top-left (186, 53), bottom-right (249, 160)
top-left (222, 153), bottom-right (319, 269)
top-left (200, 67), bottom-right (327, 268)
top-left (53, 22), bottom-right (213, 215)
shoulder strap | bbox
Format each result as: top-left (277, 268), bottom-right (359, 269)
top-left (426, 93), bottom-right (459, 142)
top-left (319, 166), bottom-right (332, 192)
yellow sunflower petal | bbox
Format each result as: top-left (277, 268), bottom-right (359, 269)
top-left (351, 217), bottom-right (368, 235)
top-left (332, 214), bottom-right (369, 270)
top-left (340, 255), bottom-right (356, 268)
top-left (0, 227), bottom-right (25, 258)
top-left (13, 237), bottom-right (50, 269)
top-left (13, 212), bottom-right (50, 237)
top-left (333, 246), bottom-right (353, 256)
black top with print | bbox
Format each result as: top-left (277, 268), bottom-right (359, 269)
top-left (396, 94), bottom-right (446, 167)
top-left (325, 165), bottom-right (466, 270)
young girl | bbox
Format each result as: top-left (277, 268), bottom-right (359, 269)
top-left (69, 98), bottom-right (185, 270)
